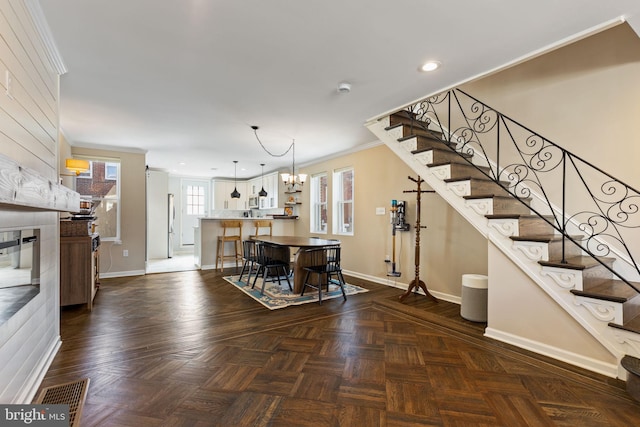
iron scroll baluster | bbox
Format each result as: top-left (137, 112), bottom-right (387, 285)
top-left (402, 88), bottom-right (640, 293)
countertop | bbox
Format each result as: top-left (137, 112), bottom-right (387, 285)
top-left (199, 216), bottom-right (297, 220)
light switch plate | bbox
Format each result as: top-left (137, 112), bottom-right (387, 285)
top-left (375, 207), bottom-right (385, 215)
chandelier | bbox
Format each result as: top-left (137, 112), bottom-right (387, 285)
top-left (280, 140), bottom-right (306, 188)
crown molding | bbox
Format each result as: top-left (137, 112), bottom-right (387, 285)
top-left (24, 0), bottom-right (67, 75)
top-left (298, 139), bottom-right (382, 169)
top-left (70, 141), bottom-right (148, 155)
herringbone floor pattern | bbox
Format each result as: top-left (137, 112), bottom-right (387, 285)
top-left (37, 269), bottom-right (640, 426)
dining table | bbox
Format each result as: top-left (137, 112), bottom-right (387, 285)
top-left (250, 236), bottom-right (340, 293)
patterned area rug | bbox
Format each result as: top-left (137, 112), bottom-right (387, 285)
top-left (223, 275), bottom-right (368, 310)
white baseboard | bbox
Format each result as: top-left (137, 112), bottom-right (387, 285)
top-left (99, 269), bottom-right (146, 279)
top-left (16, 335), bottom-right (61, 404)
top-left (485, 327), bottom-right (618, 378)
top-left (343, 269), bottom-right (461, 304)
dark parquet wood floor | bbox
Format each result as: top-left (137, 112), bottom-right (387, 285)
top-left (37, 269), bottom-right (640, 426)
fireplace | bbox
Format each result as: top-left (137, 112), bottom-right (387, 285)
top-left (0, 228), bottom-right (40, 325)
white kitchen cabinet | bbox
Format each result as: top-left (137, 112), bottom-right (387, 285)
top-left (213, 180), bottom-right (248, 210)
top-left (248, 177), bottom-right (261, 197)
top-left (259, 172), bottom-right (279, 209)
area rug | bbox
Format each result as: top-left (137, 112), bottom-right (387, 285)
top-left (223, 275), bottom-right (368, 310)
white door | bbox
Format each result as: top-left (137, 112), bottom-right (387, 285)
top-left (181, 179), bottom-right (209, 246)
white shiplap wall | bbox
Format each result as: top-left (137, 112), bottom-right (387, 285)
top-left (0, 0), bottom-right (64, 403)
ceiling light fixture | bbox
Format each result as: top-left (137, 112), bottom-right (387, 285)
top-left (420, 61), bottom-right (441, 72)
top-left (230, 160), bottom-right (241, 199)
top-left (280, 141), bottom-right (306, 189)
top-left (258, 163), bottom-right (268, 198)
top-left (337, 82), bottom-right (351, 93)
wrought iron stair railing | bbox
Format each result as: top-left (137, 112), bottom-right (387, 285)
top-left (402, 88), bottom-right (640, 293)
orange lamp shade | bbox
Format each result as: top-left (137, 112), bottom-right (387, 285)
top-left (65, 158), bottom-right (90, 175)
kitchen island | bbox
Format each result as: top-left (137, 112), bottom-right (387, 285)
top-left (194, 217), bottom-right (297, 270)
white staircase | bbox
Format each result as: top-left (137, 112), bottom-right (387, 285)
top-left (366, 111), bottom-right (640, 379)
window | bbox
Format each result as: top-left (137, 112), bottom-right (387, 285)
top-left (310, 173), bottom-right (328, 233)
top-left (76, 162), bottom-right (93, 179)
top-left (332, 167), bottom-right (354, 235)
top-left (186, 185), bottom-right (205, 215)
top-left (105, 162), bottom-right (118, 180)
top-left (75, 159), bottom-right (121, 241)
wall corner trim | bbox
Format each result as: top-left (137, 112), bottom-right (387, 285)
top-left (13, 336), bottom-right (61, 404)
top-left (625, 13), bottom-right (640, 38)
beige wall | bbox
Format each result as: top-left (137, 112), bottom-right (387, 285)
top-left (486, 243), bottom-right (615, 371)
top-left (462, 23), bottom-right (640, 186)
top-left (58, 132), bottom-right (74, 189)
top-left (292, 145), bottom-right (488, 299)
top-left (71, 147), bottom-right (147, 276)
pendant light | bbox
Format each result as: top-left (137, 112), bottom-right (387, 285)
top-left (230, 160), bottom-right (241, 199)
top-left (258, 163), bottom-right (268, 197)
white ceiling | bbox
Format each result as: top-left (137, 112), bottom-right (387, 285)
top-left (38, 0), bottom-right (640, 179)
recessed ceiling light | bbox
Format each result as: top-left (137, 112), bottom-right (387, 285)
top-left (420, 61), bottom-right (441, 72)
top-left (179, 162), bottom-right (186, 166)
top-left (337, 82), bottom-right (351, 93)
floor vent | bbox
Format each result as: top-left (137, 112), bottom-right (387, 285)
top-left (35, 378), bottom-right (90, 427)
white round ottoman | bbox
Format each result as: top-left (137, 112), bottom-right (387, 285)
top-left (460, 274), bottom-right (488, 322)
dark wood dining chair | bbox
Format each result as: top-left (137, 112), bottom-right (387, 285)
top-left (252, 243), bottom-right (292, 295)
top-left (300, 245), bottom-right (347, 304)
top-left (239, 240), bottom-right (258, 284)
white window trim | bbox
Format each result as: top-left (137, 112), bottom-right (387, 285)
top-left (310, 173), bottom-right (328, 234)
top-left (76, 156), bottom-right (121, 242)
top-left (332, 167), bottom-right (354, 236)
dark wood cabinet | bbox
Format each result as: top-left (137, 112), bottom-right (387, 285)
top-left (60, 235), bottom-right (99, 310)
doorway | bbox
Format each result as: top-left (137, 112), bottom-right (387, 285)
top-left (145, 170), bottom-right (201, 274)
top-left (180, 179), bottom-right (209, 246)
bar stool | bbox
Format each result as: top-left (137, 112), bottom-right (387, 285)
top-left (254, 220), bottom-right (272, 237)
top-left (215, 221), bottom-right (242, 272)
